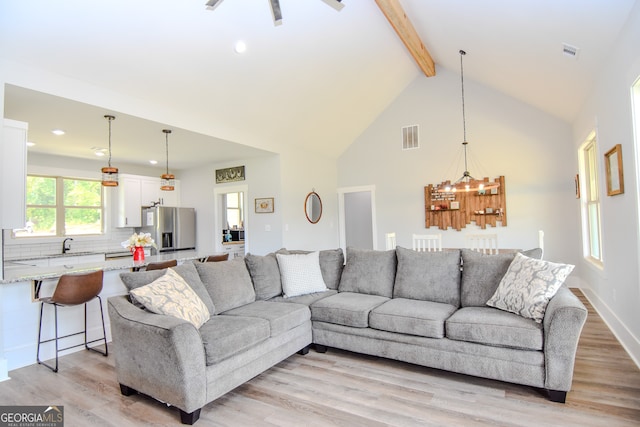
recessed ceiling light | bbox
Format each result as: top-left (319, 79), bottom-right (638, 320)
top-left (26, 141), bottom-right (36, 147)
top-left (51, 129), bottom-right (65, 136)
top-left (92, 147), bottom-right (107, 157)
top-left (149, 160), bottom-right (158, 165)
top-left (234, 40), bottom-right (247, 54)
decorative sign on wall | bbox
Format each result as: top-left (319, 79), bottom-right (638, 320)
top-left (215, 166), bottom-right (245, 183)
top-left (424, 176), bottom-right (507, 231)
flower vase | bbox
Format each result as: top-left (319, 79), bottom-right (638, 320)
top-left (132, 246), bottom-right (145, 261)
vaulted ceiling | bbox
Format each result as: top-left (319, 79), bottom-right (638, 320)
top-left (0, 0), bottom-right (636, 169)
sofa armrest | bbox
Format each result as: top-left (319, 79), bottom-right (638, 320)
top-left (107, 295), bottom-right (207, 413)
top-left (542, 286), bottom-right (587, 392)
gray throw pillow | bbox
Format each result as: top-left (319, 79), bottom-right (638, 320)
top-left (393, 247), bottom-right (461, 306)
top-left (277, 248), bottom-right (345, 290)
top-left (338, 247), bottom-right (397, 298)
top-left (244, 252), bottom-right (282, 300)
top-left (120, 261), bottom-right (215, 314)
top-left (195, 257), bottom-right (256, 314)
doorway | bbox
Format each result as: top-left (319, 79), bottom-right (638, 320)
top-left (214, 184), bottom-right (248, 257)
top-left (338, 185), bottom-right (377, 253)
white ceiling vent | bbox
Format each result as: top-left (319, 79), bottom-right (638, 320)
top-left (562, 43), bottom-right (580, 60)
top-left (402, 124), bottom-right (419, 150)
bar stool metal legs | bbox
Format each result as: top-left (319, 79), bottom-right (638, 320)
top-left (37, 296), bottom-right (108, 372)
top-left (36, 270), bottom-right (108, 373)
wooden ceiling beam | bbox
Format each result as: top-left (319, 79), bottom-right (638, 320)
top-left (375, 0), bottom-right (436, 77)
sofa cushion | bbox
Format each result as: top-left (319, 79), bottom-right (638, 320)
top-left (369, 298), bottom-right (456, 339)
top-left (222, 301), bottom-right (310, 337)
top-left (195, 258), bottom-right (256, 314)
top-left (277, 248), bottom-right (345, 290)
top-left (244, 252), bottom-right (282, 300)
top-left (199, 315), bottom-right (270, 365)
top-left (276, 251), bottom-right (328, 298)
top-left (129, 268), bottom-right (211, 328)
top-left (338, 247), bottom-right (397, 297)
top-left (460, 249), bottom-right (518, 307)
top-left (120, 261), bottom-right (215, 314)
top-left (269, 289), bottom-right (338, 306)
top-left (486, 253), bottom-right (574, 323)
top-left (310, 292), bottom-right (389, 328)
top-left (446, 307), bottom-right (543, 350)
top-left (393, 247), bottom-right (461, 306)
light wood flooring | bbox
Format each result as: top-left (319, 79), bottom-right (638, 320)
top-left (1, 289), bottom-right (638, 426)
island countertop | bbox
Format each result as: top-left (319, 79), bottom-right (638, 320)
top-left (0, 250), bottom-right (214, 284)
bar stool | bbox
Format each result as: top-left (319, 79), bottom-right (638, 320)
top-left (145, 259), bottom-right (178, 271)
top-left (37, 270), bottom-right (108, 372)
top-left (205, 254), bottom-right (229, 262)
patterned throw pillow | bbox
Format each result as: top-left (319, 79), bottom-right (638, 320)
top-left (486, 253), bottom-right (574, 323)
top-left (276, 251), bottom-right (328, 298)
top-left (130, 268), bottom-right (211, 328)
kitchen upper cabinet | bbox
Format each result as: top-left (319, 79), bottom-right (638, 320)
top-left (116, 174), bottom-right (180, 227)
top-left (117, 176), bottom-right (142, 227)
top-left (140, 178), bottom-right (180, 207)
top-left (1, 119), bottom-right (28, 228)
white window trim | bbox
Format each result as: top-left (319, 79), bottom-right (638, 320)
top-left (578, 131), bottom-right (604, 269)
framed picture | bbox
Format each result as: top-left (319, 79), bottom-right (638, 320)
top-left (255, 197), bottom-right (274, 213)
top-left (215, 166), bottom-right (245, 184)
top-left (450, 201), bottom-right (460, 210)
top-left (604, 144), bottom-right (624, 196)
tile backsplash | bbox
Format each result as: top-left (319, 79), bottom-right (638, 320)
top-left (3, 228), bottom-right (135, 260)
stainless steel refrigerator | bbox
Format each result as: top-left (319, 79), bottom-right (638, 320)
top-left (139, 206), bottom-right (196, 254)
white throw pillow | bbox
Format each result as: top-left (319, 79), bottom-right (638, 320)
top-left (486, 252), bottom-right (574, 323)
top-left (130, 268), bottom-right (211, 328)
top-left (276, 251), bottom-right (328, 298)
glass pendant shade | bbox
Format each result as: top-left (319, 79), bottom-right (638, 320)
top-left (101, 166), bottom-right (119, 187)
top-left (161, 129), bottom-right (175, 191)
top-left (161, 173), bottom-right (175, 191)
top-left (101, 115), bottom-right (119, 187)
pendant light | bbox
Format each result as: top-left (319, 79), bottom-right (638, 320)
top-left (160, 129), bottom-right (175, 191)
top-left (436, 50), bottom-right (499, 193)
top-left (101, 115), bottom-right (118, 187)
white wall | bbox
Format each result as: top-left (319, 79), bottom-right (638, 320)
top-left (572, 1), bottom-right (640, 365)
top-left (179, 154), bottom-right (284, 256)
top-left (338, 67), bottom-right (578, 263)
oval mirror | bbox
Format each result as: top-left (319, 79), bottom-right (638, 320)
top-left (304, 191), bottom-right (322, 224)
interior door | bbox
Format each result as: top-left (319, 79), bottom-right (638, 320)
top-left (338, 186), bottom-right (377, 253)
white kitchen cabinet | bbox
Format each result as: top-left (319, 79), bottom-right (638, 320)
top-left (222, 243), bottom-right (245, 259)
top-left (116, 174), bottom-right (180, 227)
top-left (141, 177), bottom-right (180, 207)
top-left (117, 176), bottom-right (142, 227)
top-left (1, 119), bottom-right (28, 229)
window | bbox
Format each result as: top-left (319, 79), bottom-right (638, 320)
top-left (223, 192), bottom-right (244, 231)
top-left (579, 132), bottom-right (603, 266)
top-left (13, 175), bottom-right (103, 237)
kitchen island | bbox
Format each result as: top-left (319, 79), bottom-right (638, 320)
top-left (0, 250), bottom-right (218, 376)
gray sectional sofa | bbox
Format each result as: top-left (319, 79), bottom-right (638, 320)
top-left (108, 246), bottom-right (587, 424)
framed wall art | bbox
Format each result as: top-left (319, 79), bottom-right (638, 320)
top-left (216, 166), bottom-right (245, 184)
top-left (255, 197), bottom-right (274, 213)
top-left (604, 144), bottom-right (624, 196)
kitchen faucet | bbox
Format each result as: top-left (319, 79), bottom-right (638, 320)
top-left (62, 237), bottom-right (73, 254)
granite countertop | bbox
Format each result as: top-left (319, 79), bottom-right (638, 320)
top-left (0, 250), bottom-right (214, 284)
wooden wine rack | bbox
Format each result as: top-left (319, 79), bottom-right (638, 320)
top-left (424, 176), bottom-right (507, 231)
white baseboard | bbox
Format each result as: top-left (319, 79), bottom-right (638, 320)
top-left (581, 286), bottom-right (640, 369)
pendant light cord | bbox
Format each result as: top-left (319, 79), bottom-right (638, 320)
top-left (459, 50), bottom-right (469, 177)
top-left (163, 129), bottom-right (172, 175)
top-left (105, 115), bottom-right (115, 168)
